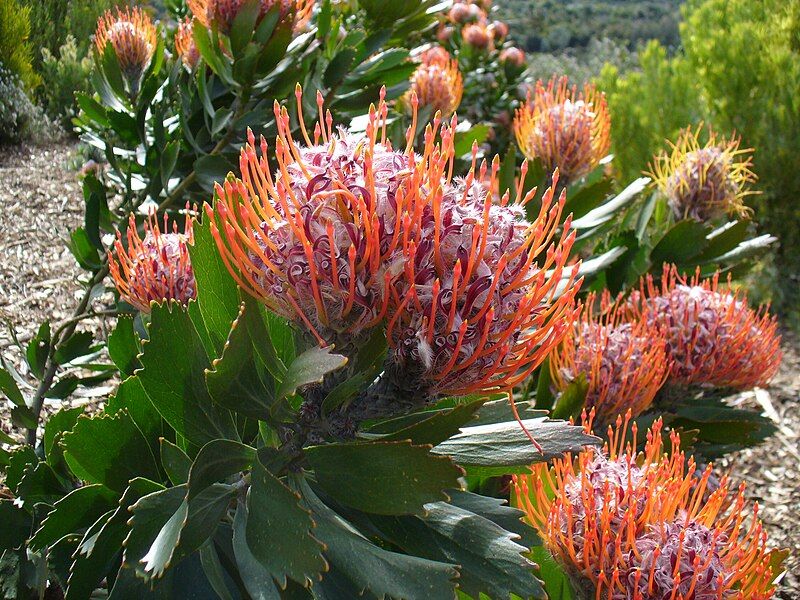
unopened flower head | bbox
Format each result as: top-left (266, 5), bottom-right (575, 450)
top-left (488, 20), bottom-right (509, 39)
top-left (187, 0), bottom-right (313, 35)
top-left (551, 291), bottom-right (669, 425)
top-left (95, 7), bottom-right (157, 90)
top-left (407, 49), bottom-right (463, 118)
top-left (649, 125), bottom-right (756, 222)
top-left (514, 76), bottom-right (611, 183)
top-left (387, 129), bottom-right (581, 396)
top-left (514, 414), bottom-right (780, 599)
top-left (175, 17), bottom-right (200, 70)
top-left (499, 47), bottom-right (525, 68)
top-left (208, 87), bottom-right (411, 346)
top-left (448, 2), bottom-right (482, 24)
top-left (632, 265), bottom-right (782, 389)
top-left (109, 209), bottom-right (196, 313)
top-left (461, 23), bottom-right (493, 49)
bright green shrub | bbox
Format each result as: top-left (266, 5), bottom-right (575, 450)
top-left (39, 36), bottom-right (93, 127)
top-left (0, 0), bottom-right (40, 90)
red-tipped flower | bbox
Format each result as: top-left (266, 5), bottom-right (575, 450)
top-left (551, 291), bottom-right (669, 424)
top-left (187, 0), bottom-right (314, 34)
top-left (649, 125), bottom-right (756, 222)
top-left (175, 17), bottom-right (200, 70)
top-left (514, 414), bottom-right (781, 599)
top-left (109, 210), bottom-right (196, 313)
top-left (387, 130), bottom-right (581, 396)
top-left (514, 76), bottom-right (611, 183)
top-left (633, 265), bottom-right (782, 389)
top-left (95, 7), bottom-right (157, 91)
top-left (208, 87), bottom-right (411, 346)
top-left (407, 49), bottom-right (463, 118)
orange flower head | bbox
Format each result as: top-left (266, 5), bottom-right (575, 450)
top-left (175, 17), bottom-right (200, 70)
top-left (551, 291), bottom-right (669, 425)
top-left (513, 413), bottom-right (781, 599)
top-left (386, 126), bottom-right (582, 397)
top-left (187, 0), bottom-right (314, 35)
top-left (633, 265), bottom-right (782, 389)
top-left (95, 7), bottom-right (157, 89)
top-left (109, 209), bottom-right (196, 313)
top-left (407, 50), bottom-right (463, 118)
top-left (462, 23), bottom-right (493, 49)
top-left (499, 46), bottom-right (525, 67)
top-left (514, 76), bottom-right (611, 183)
top-left (207, 86), bottom-right (412, 346)
top-left (649, 125), bottom-right (756, 222)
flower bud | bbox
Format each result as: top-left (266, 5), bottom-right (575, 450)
top-left (462, 23), bottom-right (492, 49)
top-left (499, 46), bottom-right (525, 68)
top-left (95, 7), bottom-right (157, 92)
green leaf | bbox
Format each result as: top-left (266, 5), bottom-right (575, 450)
top-left (0, 500), bottom-right (31, 551)
top-left (551, 375), bottom-right (588, 421)
top-left (15, 460), bottom-right (69, 505)
top-left (497, 145), bottom-right (517, 199)
top-left (570, 177), bottom-right (649, 230)
top-left (107, 376), bottom-right (162, 451)
top-left (54, 331), bottom-right (95, 365)
top-left (306, 440), bottom-right (463, 515)
top-left (76, 93), bottom-right (109, 127)
top-left (245, 460), bottom-right (327, 587)
top-left (564, 177), bottom-right (615, 219)
top-left (29, 485), bottom-right (117, 552)
top-left (454, 124), bottom-right (490, 157)
top-left (43, 406), bottom-right (84, 469)
top-left (186, 439), bottom-right (255, 501)
top-left (324, 48), bottom-right (357, 88)
top-left (188, 217), bottom-right (242, 355)
top-left (26, 320), bottom-right (51, 379)
top-left (137, 302), bottom-right (237, 447)
top-left (529, 546), bottom-right (574, 600)
top-left (108, 316), bottom-right (141, 376)
top-left (62, 411), bottom-right (160, 493)
top-left (160, 439), bottom-right (192, 486)
top-left (696, 219), bottom-right (750, 261)
top-left (276, 345), bottom-right (348, 401)
top-left (231, 502), bottom-right (281, 599)
top-left (650, 219), bottom-right (710, 267)
top-left (380, 400), bottom-right (486, 446)
top-left (448, 489), bottom-right (539, 549)
top-left (160, 140), bottom-right (180, 192)
top-left (534, 359), bottom-right (554, 410)
top-left (4, 445), bottom-right (37, 493)
top-left (68, 227), bottom-right (102, 270)
top-left (195, 154), bottom-right (236, 193)
top-left (433, 417), bottom-right (599, 476)
top-left (0, 366), bottom-right (25, 407)
top-left (297, 478), bottom-right (458, 599)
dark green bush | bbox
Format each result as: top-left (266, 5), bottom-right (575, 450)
top-left (0, 0), bottom-right (40, 90)
top-left (39, 36), bottom-right (93, 128)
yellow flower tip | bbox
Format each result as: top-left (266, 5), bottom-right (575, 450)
top-left (649, 124), bottom-right (758, 222)
top-left (513, 76), bottom-right (611, 184)
top-left (95, 7), bottom-right (158, 86)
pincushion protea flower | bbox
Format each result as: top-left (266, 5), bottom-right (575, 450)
top-left (95, 7), bottom-right (157, 92)
top-left (513, 413), bottom-right (781, 599)
top-left (649, 125), bottom-right (756, 222)
top-left (109, 210), bottom-right (196, 313)
top-left (208, 86), bottom-right (410, 347)
top-left (187, 0), bottom-right (314, 34)
top-left (175, 17), bottom-right (200, 70)
top-left (551, 291), bottom-right (669, 425)
top-left (387, 131), bottom-right (581, 397)
top-left (632, 265), bottom-right (781, 389)
top-left (407, 49), bottom-right (463, 118)
top-left (514, 76), bottom-right (611, 184)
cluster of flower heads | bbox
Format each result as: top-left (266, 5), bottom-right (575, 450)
top-left (186, 0), bottom-right (314, 34)
top-left (649, 125), bottom-right (757, 223)
top-left (514, 413), bottom-right (781, 599)
top-left (439, 0), bottom-right (512, 51)
top-left (94, 7), bottom-right (157, 93)
top-left (551, 291), bottom-right (669, 425)
top-left (109, 209), bottom-right (197, 313)
top-left (514, 76), bottom-right (611, 184)
top-left (175, 17), bottom-right (200, 70)
top-left (406, 47), bottom-right (464, 118)
top-left (207, 85), bottom-right (582, 396)
top-left (629, 265), bottom-right (782, 390)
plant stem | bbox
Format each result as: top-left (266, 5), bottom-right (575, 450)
top-left (26, 264), bottom-right (110, 445)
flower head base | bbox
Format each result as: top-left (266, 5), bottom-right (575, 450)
top-left (514, 414), bottom-right (780, 599)
top-left (208, 87), bottom-right (410, 346)
top-left (175, 17), bottom-right (200, 70)
top-left (633, 265), bottom-right (782, 389)
top-left (187, 0), bottom-right (314, 35)
top-left (109, 210), bottom-right (196, 313)
top-left (407, 50), bottom-right (463, 118)
top-left (387, 143), bottom-right (581, 397)
top-left (513, 76), bottom-right (611, 183)
top-left (649, 125), bottom-right (756, 222)
top-left (95, 7), bottom-right (157, 91)
top-left (551, 292), bottom-right (669, 425)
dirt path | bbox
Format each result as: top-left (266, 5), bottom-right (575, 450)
top-left (1, 142), bottom-right (798, 597)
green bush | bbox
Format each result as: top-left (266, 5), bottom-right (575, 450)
top-left (0, 65), bottom-right (48, 144)
top-left (0, 0), bottom-right (40, 90)
top-left (39, 36), bottom-right (93, 127)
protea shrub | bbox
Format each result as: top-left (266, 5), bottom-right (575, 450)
top-left (551, 291), bottom-right (669, 425)
top-left (187, 0), bottom-right (314, 34)
top-left (513, 76), bottom-right (611, 184)
top-left (632, 265), bottom-right (782, 390)
top-left (109, 209), bottom-right (196, 313)
top-left (94, 6), bottom-right (157, 95)
top-left (649, 125), bottom-right (757, 222)
top-left (514, 414), bottom-right (781, 599)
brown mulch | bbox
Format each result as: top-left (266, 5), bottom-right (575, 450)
top-left (1, 142), bottom-right (799, 596)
